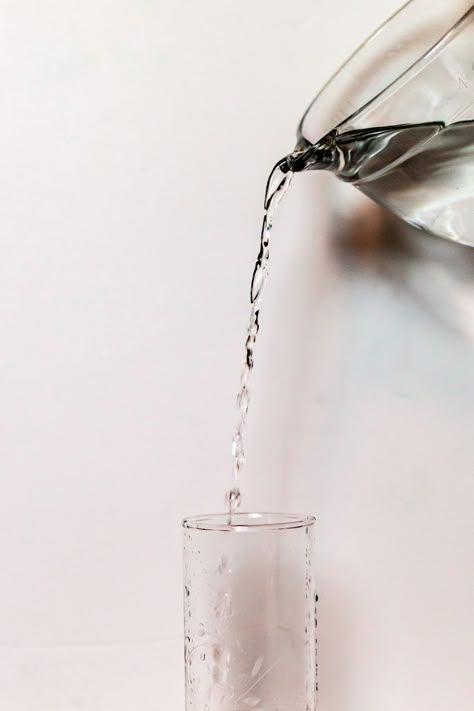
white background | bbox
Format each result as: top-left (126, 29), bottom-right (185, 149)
top-left (0, 1), bottom-right (473, 709)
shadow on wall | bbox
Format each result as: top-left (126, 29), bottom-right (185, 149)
top-left (329, 193), bottom-right (474, 344)
top-left (261, 175), bottom-right (474, 507)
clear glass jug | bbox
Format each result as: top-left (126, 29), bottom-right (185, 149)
top-left (289, 0), bottom-right (474, 246)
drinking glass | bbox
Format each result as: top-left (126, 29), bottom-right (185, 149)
top-left (182, 512), bottom-right (317, 711)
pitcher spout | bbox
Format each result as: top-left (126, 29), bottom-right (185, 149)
top-left (283, 132), bottom-right (339, 174)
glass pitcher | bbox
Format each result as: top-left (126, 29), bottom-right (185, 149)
top-left (287, 0), bottom-right (474, 247)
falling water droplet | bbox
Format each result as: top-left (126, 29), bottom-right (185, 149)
top-left (225, 487), bottom-right (242, 515)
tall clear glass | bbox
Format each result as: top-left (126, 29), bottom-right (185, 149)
top-left (182, 512), bottom-right (317, 711)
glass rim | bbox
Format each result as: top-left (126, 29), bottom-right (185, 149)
top-left (182, 512), bottom-right (316, 532)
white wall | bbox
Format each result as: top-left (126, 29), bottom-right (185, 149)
top-left (0, 1), bottom-right (472, 709)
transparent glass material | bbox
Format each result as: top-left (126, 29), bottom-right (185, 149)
top-left (296, 0), bottom-right (474, 246)
top-left (182, 513), bottom-right (317, 711)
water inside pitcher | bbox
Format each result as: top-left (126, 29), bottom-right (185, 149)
top-left (287, 0), bottom-right (474, 247)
